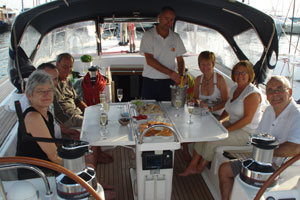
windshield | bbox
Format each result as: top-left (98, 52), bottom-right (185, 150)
top-left (20, 25), bottom-right (41, 59)
top-left (31, 19), bottom-right (262, 71)
top-left (33, 20), bottom-right (156, 65)
top-left (233, 29), bottom-right (264, 65)
top-left (34, 21), bottom-right (97, 66)
top-left (101, 22), bottom-right (155, 53)
top-left (175, 21), bottom-right (239, 70)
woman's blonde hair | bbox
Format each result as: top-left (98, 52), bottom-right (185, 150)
top-left (198, 51), bottom-right (216, 66)
top-left (231, 60), bottom-right (255, 83)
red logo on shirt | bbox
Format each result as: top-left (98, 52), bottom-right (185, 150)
top-left (172, 48), bottom-right (175, 52)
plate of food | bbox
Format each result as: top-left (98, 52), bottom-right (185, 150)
top-left (139, 121), bottom-right (175, 143)
top-left (136, 103), bottom-right (164, 115)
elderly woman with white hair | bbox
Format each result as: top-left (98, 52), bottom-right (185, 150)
top-left (16, 70), bottom-right (62, 179)
top-left (17, 70), bottom-right (62, 164)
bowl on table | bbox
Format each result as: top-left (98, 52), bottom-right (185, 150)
top-left (119, 117), bottom-right (130, 126)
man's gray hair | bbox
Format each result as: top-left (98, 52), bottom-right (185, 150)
top-left (268, 75), bottom-right (291, 89)
top-left (56, 53), bottom-right (74, 63)
top-left (25, 70), bottom-right (54, 96)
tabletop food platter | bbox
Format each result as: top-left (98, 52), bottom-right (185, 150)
top-left (129, 100), bottom-right (177, 143)
top-left (81, 100), bottom-right (228, 146)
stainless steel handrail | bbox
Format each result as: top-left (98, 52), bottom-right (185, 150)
top-left (0, 163), bottom-right (52, 196)
top-left (139, 124), bottom-right (176, 144)
top-left (0, 178), bottom-right (7, 200)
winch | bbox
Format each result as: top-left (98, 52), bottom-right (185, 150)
top-left (240, 133), bottom-right (279, 188)
top-left (56, 140), bottom-right (98, 199)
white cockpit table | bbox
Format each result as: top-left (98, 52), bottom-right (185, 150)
top-left (80, 103), bottom-right (135, 146)
top-left (80, 101), bottom-right (228, 200)
top-left (160, 102), bottom-right (228, 143)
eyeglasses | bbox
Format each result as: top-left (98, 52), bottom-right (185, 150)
top-left (234, 71), bottom-right (248, 76)
top-left (266, 87), bottom-right (289, 95)
top-left (34, 89), bottom-right (54, 96)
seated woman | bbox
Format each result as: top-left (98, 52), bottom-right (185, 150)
top-left (182, 51), bottom-right (229, 162)
top-left (193, 51), bottom-right (229, 115)
top-left (16, 70), bottom-right (62, 179)
top-left (179, 60), bottom-right (264, 176)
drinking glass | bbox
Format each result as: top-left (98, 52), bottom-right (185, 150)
top-left (104, 102), bottom-right (110, 112)
top-left (99, 93), bottom-right (106, 110)
top-left (117, 88), bottom-right (123, 108)
top-left (174, 97), bottom-right (182, 117)
top-left (187, 101), bottom-right (194, 124)
top-left (100, 112), bottom-right (108, 139)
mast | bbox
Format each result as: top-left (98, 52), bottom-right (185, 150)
top-left (22, 0), bottom-right (24, 12)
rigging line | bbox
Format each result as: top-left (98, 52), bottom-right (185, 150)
top-left (283, 0), bottom-right (293, 26)
top-left (279, 29), bottom-right (300, 54)
top-left (289, 0), bottom-right (296, 55)
top-left (63, 0), bottom-right (69, 7)
top-left (294, 34), bottom-right (300, 56)
top-left (290, 0), bottom-right (297, 90)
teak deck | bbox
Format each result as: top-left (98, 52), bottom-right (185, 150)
top-left (96, 146), bottom-right (214, 200)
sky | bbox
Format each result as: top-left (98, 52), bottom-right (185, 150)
top-left (0, 0), bottom-right (300, 17)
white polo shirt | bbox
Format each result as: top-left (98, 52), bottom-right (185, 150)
top-left (140, 26), bottom-right (186, 79)
top-left (255, 99), bottom-right (300, 144)
top-left (255, 99), bottom-right (300, 166)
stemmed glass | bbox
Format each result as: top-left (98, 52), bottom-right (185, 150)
top-left (174, 96), bottom-right (182, 117)
top-left (117, 88), bottom-right (123, 108)
top-left (99, 93), bottom-right (106, 110)
top-left (187, 101), bottom-right (195, 124)
top-left (104, 102), bottom-right (110, 112)
top-left (100, 112), bottom-right (108, 139)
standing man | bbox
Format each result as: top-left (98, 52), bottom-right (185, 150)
top-left (140, 7), bottom-right (186, 101)
top-left (218, 75), bottom-right (300, 200)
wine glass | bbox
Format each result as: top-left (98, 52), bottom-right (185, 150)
top-left (104, 102), bottom-right (110, 112)
top-left (187, 101), bottom-right (194, 124)
top-left (100, 112), bottom-right (108, 139)
top-left (174, 97), bottom-right (182, 117)
top-left (117, 88), bottom-right (123, 108)
top-left (99, 93), bottom-right (106, 110)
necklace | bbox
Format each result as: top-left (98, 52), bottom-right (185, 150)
top-left (203, 75), bottom-right (213, 85)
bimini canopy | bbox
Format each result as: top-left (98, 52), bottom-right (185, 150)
top-left (9, 0), bottom-right (278, 89)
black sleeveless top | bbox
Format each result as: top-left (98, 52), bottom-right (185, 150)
top-left (16, 107), bottom-right (56, 179)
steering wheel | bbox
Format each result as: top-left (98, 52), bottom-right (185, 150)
top-left (0, 156), bottom-right (102, 200)
top-left (254, 153), bottom-right (300, 200)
